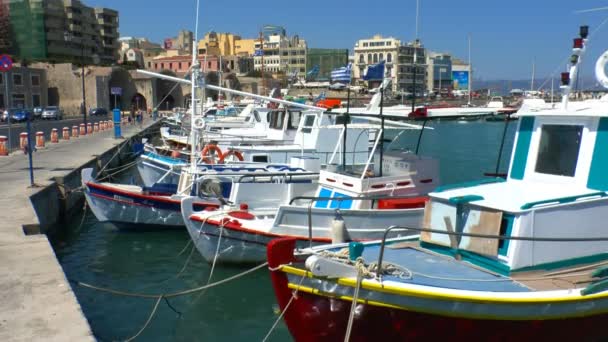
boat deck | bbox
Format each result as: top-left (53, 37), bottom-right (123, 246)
top-left (329, 242), bottom-right (532, 292)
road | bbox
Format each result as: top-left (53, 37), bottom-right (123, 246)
top-left (0, 116), bottom-right (111, 151)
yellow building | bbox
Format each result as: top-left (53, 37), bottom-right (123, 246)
top-left (234, 39), bottom-right (256, 56)
top-left (198, 32), bottom-right (256, 56)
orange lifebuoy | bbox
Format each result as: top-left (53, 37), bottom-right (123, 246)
top-left (201, 144), bottom-right (223, 164)
top-left (219, 150), bottom-right (244, 163)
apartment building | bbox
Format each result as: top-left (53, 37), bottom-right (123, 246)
top-left (253, 29), bottom-right (307, 75)
top-left (6, 0), bottom-right (119, 65)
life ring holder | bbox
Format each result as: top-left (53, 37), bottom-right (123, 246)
top-left (595, 50), bottom-right (608, 89)
top-left (219, 150), bottom-right (244, 163)
top-left (201, 144), bottom-right (223, 164)
top-left (193, 116), bottom-right (206, 129)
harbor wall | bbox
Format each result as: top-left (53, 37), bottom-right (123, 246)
top-left (27, 120), bottom-right (162, 235)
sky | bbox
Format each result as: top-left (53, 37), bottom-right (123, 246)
top-left (86, 0), bottom-right (608, 82)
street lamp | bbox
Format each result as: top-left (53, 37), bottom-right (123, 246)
top-left (64, 31), bottom-right (98, 132)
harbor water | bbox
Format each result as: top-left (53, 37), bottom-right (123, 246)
top-left (49, 119), bottom-right (517, 341)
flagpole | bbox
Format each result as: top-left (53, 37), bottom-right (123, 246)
top-left (379, 83), bottom-right (384, 178)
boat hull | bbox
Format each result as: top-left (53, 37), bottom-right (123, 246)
top-left (182, 199), bottom-right (423, 264)
top-left (267, 238), bottom-right (608, 341)
top-left (82, 170), bottom-right (217, 229)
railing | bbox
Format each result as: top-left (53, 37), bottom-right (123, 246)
top-left (289, 195), bottom-right (428, 248)
top-left (236, 171), bottom-right (319, 183)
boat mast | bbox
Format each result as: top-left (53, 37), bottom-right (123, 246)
top-left (411, 0), bottom-right (420, 114)
top-left (190, 0), bottom-right (201, 173)
top-left (531, 57), bottom-right (535, 92)
top-left (259, 30), bottom-right (265, 96)
top-left (467, 34), bottom-right (472, 105)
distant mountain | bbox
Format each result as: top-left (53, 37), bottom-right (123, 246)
top-left (473, 76), bottom-right (604, 96)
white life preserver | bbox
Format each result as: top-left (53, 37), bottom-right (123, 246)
top-left (193, 116), bottom-right (206, 129)
top-left (595, 50), bottom-right (608, 89)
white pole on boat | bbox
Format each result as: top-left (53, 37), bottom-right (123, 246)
top-left (190, 0), bottom-right (201, 173)
top-left (136, 69), bottom-right (326, 111)
top-left (467, 34), bottom-right (472, 106)
top-left (551, 77), bottom-right (554, 104)
top-left (531, 57), bottom-right (535, 91)
top-left (415, 0), bottom-right (420, 40)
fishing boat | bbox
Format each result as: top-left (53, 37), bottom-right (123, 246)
top-left (137, 108), bottom-right (379, 187)
top-left (181, 120), bottom-right (438, 264)
top-left (267, 26), bottom-right (608, 340)
top-left (82, 160), bottom-right (316, 229)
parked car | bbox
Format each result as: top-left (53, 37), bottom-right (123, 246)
top-left (32, 107), bottom-right (44, 119)
top-left (89, 107), bottom-right (108, 116)
top-left (11, 109), bottom-right (31, 122)
top-left (42, 106), bottom-right (63, 120)
top-left (2, 108), bottom-right (19, 122)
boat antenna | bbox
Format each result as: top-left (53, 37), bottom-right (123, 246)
top-left (561, 25), bottom-right (588, 110)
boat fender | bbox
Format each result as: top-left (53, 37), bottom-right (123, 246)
top-left (595, 50), bottom-right (608, 89)
top-left (305, 255), bottom-right (358, 279)
top-left (331, 210), bottom-right (351, 244)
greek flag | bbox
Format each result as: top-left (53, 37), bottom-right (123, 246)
top-left (306, 65), bottom-right (320, 79)
top-left (363, 60), bottom-right (385, 81)
top-left (254, 49), bottom-right (264, 56)
top-left (330, 63), bottom-right (352, 83)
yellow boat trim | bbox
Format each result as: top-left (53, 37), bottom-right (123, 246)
top-left (280, 265), bottom-right (608, 304)
top-left (287, 282), bottom-right (608, 320)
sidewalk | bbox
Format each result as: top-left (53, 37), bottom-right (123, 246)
top-left (0, 119), bottom-right (156, 341)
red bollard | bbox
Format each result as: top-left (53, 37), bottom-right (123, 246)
top-left (79, 123), bottom-right (86, 136)
top-left (51, 128), bottom-right (59, 143)
top-left (0, 136), bottom-right (8, 156)
top-left (87, 123), bottom-right (93, 134)
top-left (100, 121), bottom-right (105, 131)
top-left (94, 122), bottom-right (99, 132)
top-left (72, 125), bottom-right (79, 138)
top-left (19, 133), bottom-right (28, 152)
top-left (36, 131), bottom-right (45, 148)
top-left (63, 127), bottom-right (70, 140)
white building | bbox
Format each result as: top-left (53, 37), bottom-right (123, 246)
top-left (253, 32), bottom-right (307, 75)
top-left (353, 35), bottom-right (400, 90)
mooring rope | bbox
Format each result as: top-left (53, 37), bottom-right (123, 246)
top-left (344, 259), bottom-right (364, 342)
top-left (124, 295), bottom-right (163, 342)
top-left (261, 275), bottom-right (306, 342)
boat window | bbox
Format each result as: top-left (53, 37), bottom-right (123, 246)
top-left (253, 110), bottom-right (261, 122)
top-left (287, 111), bottom-right (301, 130)
top-left (269, 111), bottom-right (285, 129)
top-left (252, 155), bottom-right (268, 163)
top-left (301, 114), bottom-right (316, 133)
top-left (535, 124), bottom-right (582, 177)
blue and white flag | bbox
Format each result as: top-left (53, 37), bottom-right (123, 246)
top-left (254, 49), bottom-right (264, 56)
top-left (363, 60), bottom-right (385, 81)
top-left (330, 63), bottom-right (352, 84)
top-left (306, 65), bottom-right (320, 80)
top-left (314, 91), bottom-right (326, 102)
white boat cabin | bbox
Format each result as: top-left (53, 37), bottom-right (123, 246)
top-left (424, 106), bottom-right (608, 275)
